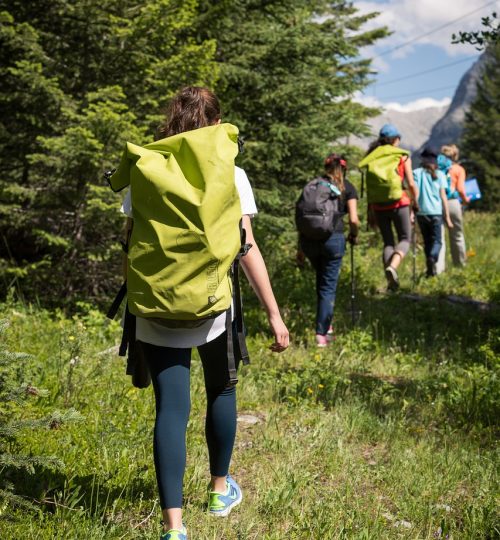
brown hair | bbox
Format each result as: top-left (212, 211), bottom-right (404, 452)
top-left (366, 135), bottom-right (400, 155)
top-left (422, 160), bottom-right (438, 179)
top-left (157, 86), bottom-right (221, 139)
top-left (441, 144), bottom-right (459, 162)
top-left (324, 153), bottom-right (347, 192)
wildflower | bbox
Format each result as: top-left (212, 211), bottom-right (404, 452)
top-left (307, 387), bottom-right (313, 394)
top-left (318, 384), bottom-right (324, 389)
top-left (68, 335), bottom-right (75, 341)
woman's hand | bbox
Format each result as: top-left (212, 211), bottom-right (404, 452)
top-left (268, 312), bottom-right (289, 353)
top-left (296, 249), bottom-right (306, 267)
top-left (347, 233), bottom-right (358, 245)
top-left (239, 215), bottom-right (289, 354)
top-left (446, 217), bottom-right (454, 229)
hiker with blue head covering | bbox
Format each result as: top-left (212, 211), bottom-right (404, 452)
top-left (413, 148), bottom-right (453, 277)
top-left (358, 123), bottom-right (419, 291)
top-left (439, 144), bottom-right (469, 267)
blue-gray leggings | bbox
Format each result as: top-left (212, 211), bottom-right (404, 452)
top-left (141, 330), bottom-right (238, 510)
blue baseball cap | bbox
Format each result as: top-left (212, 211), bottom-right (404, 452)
top-left (379, 123), bottom-right (401, 138)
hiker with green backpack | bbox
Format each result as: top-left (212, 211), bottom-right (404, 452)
top-left (108, 87), bottom-right (289, 540)
top-left (358, 124), bottom-right (419, 291)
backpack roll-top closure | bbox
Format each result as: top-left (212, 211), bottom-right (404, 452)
top-left (110, 123), bottom-right (242, 322)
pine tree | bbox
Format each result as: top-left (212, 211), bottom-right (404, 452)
top-left (197, 0), bottom-right (386, 190)
top-left (452, 12), bottom-right (499, 50)
top-left (0, 0), bottom-right (218, 307)
top-left (460, 43), bottom-right (500, 210)
top-left (0, 0), bottom-right (387, 308)
top-left (194, 0), bottom-right (387, 260)
top-left (0, 320), bottom-right (82, 512)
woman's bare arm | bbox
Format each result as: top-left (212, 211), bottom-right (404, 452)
top-left (240, 215), bottom-right (289, 352)
top-left (440, 189), bottom-right (453, 228)
top-left (404, 157), bottom-right (419, 207)
top-left (347, 198), bottom-right (360, 242)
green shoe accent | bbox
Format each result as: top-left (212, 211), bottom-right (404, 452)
top-left (208, 475), bottom-right (242, 517)
top-left (160, 525), bottom-right (187, 540)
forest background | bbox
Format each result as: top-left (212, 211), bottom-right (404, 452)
top-left (0, 1), bottom-right (498, 539)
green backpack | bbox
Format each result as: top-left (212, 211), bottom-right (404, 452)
top-left (358, 145), bottom-right (409, 204)
top-left (106, 123), bottom-right (250, 386)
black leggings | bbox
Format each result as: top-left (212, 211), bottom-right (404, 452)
top-left (141, 330), bottom-right (238, 509)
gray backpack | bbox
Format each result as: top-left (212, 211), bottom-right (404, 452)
top-left (295, 177), bottom-right (341, 240)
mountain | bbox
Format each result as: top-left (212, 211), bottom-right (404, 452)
top-left (420, 52), bottom-right (488, 152)
top-left (349, 105), bottom-right (449, 152)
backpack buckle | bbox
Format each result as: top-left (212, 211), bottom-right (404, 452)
top-left (240, 242), bottom-right (253, 256)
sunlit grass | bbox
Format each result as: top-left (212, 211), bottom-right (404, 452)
top-left (1, 212), bottom-right (498, 539)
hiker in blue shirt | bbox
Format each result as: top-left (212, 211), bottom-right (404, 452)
top-left (413, 148), bottom-right (453, 277)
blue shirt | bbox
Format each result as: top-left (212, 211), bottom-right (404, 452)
top-left (413, 168), bottom-right (447, 216)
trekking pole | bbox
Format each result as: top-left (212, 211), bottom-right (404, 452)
top-left (351, 244), bottom-right (356, 326)
top-left (412, 220), bottom-right (417, 288)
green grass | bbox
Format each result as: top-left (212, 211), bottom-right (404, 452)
top-left (1, 211), bottom-right (499, 539)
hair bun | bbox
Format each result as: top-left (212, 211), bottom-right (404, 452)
top-left (324, 153), bottom-right (347, 169)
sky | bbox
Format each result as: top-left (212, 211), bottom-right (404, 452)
top-left (352, 0), bottom-right (500, 111)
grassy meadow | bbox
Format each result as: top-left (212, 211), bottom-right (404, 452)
top-left (1, 211), bottom-right (499, 539)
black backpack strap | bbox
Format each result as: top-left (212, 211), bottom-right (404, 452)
top-left (120, 304), bottom-right (135, 357)
top-left (225, 307), bottom-right (238, 386)
top-left (107, 281), bottom-right (127, 320)
top-left (225, 223), bottom-right (252, 386)
top-left (233, 257), bottom-right (250, 366)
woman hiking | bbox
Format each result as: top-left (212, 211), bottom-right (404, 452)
top-left (439, 144), bottom-right (469, 267)
top-left (414, 148), bottom-right (453, 277)
top-left (117, 86), bottom-right (289, 540)
top-left (358, 124), bottom-right (419, 291)
top-left (296, 153), bottom-right (360, 347)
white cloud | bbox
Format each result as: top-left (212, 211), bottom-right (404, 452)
top-left (354, 0), bottom-right (500, 58)
top-left (354, 93), bottom-right (452, 112)
top-left (385, 97), bottom-right (452, 112)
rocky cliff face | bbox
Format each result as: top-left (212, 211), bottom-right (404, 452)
top-left (350, 52), bottom-right (487, 156)
top-left (349, 105), bottom-right (449, 152)
top-left (420, 52), bottom-right (487, 152)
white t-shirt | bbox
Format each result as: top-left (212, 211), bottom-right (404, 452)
top-left (121, 166), bottom-right (258, 348)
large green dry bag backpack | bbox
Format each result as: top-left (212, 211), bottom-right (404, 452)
top-left (106, 123), bottom-right (250, 386)
top-left (358, 145), bottom-right (409, 204)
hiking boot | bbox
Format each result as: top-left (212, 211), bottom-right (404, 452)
top-left (315, 334), bottom-right (328, 347)
top-left (385, 266), bottom-right (399, 291)
top-left (160, 525), bottom-right (187, 540)
top-left (208, 475), bottom-right (242, 517)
